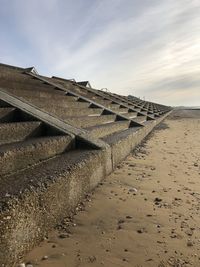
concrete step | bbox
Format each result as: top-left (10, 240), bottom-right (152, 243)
top-left (66, 114), bottom-right (117, 128)
top-left (85, 121), bottom-right (130, 138)
top-left (3, 86), bottom-right (66, 99)
top-left (132, 107), bottom-right (141, 112)
top-left (0, 135), bottom-right (72, 176)
top-left (92, 98), bottom-right (114, 105)
top-left (51, 77), bottom-right (73, 88)
top-left (17, 91), bottom-right (78, 103)
top-left (67, 90), bottom-right (121, 109)
top-left (132, 115), bottom-right (147, 124)
top-left (30, 99), bottom-right (90, 109)
top-left (111, 107), bottom-right (129, 113)
top-left (4, 72), bottom-right (52, 86)
top-left (71, 88), bottom-right (121, 108)
top-left (0, 121), bottom-right (42, 145)
top-left (102, 103), bottom-right (121, 109)
top-left (87, 95), bottom-right (110, 101)
top-left (141, 111), bottom-right (148, 115)
top-left (22, 96), bottom-right (91, 109)
top-left (32, 105), bottom-right (103, 118)
top-left (123, 112), bottom-right (138, 118)
top-left (148, 114), bottom-right (155, 119)
top-left (0, 149), bottom-right (86, 197)
top-left (102, 127), bottom-right (139, 146)
top-left (0, 107), bottom-right (16, 122)
top-left (0, 77), bottom-right (54, 92)
top-left (66, 89), bottom-right (104, 101)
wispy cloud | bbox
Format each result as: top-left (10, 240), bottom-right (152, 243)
top-left (0, 0), bottom-right (199, 106)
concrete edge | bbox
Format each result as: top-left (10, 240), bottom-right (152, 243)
top-left (110, 111), bottom-right (172, 168)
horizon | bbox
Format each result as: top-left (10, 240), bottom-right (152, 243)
top-left (1, 0), bottom-right (200, 106)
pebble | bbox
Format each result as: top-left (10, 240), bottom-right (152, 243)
top-left (154, 197), bottom-right (162, 202)
top-left (18, 264), bottom-right (25, 267)
top-left (129, 188), bottom-right (137, 193)
top-left (42, 255), bottom-right (48, 260)
top-left (59, 233), bottom-right (70, 239)
top-left (137, 228), bottom-right (144, 234)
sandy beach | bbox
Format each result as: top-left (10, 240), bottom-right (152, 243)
top-left (24, 110), bottom-right (200, 267)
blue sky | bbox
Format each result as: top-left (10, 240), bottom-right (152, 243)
top-left (0, 0), bottom-right (199, 106)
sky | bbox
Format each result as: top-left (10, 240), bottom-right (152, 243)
top-left (0, 0), bottom-right (200, 106)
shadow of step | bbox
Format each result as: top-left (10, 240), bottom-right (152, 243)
top-left (85, 121), bottom-right (131, 138)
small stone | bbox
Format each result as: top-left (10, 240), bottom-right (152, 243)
top-left (174, 197), bottom-right (181, 201)
top-left (194, 163), bottom-right (198, 167)
top-left (170, 233), bottom-right (177, 238)
top-left (42, 255), bottom-right (48, 260)
top-left (59, 233), bottom-right (70, 239)
top-left (18, 264), bottom-right (26, 267)
top-left (129, 188), bottom-right (137, 193)
top-left (126, 215), bottom-right (132, 219)
top-left (154, 197), bottom-right (162, 202)
top-left (137, 228), bottom-right (144, 234)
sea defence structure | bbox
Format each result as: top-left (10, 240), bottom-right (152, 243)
top-left (0, 63), bottom-right (171, 266)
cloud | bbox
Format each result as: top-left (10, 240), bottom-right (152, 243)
top-left (0, 0), bottom-right (199, 106)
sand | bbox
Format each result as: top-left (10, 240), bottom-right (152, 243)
top-left (24, 110), bottom-right (200, 267)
